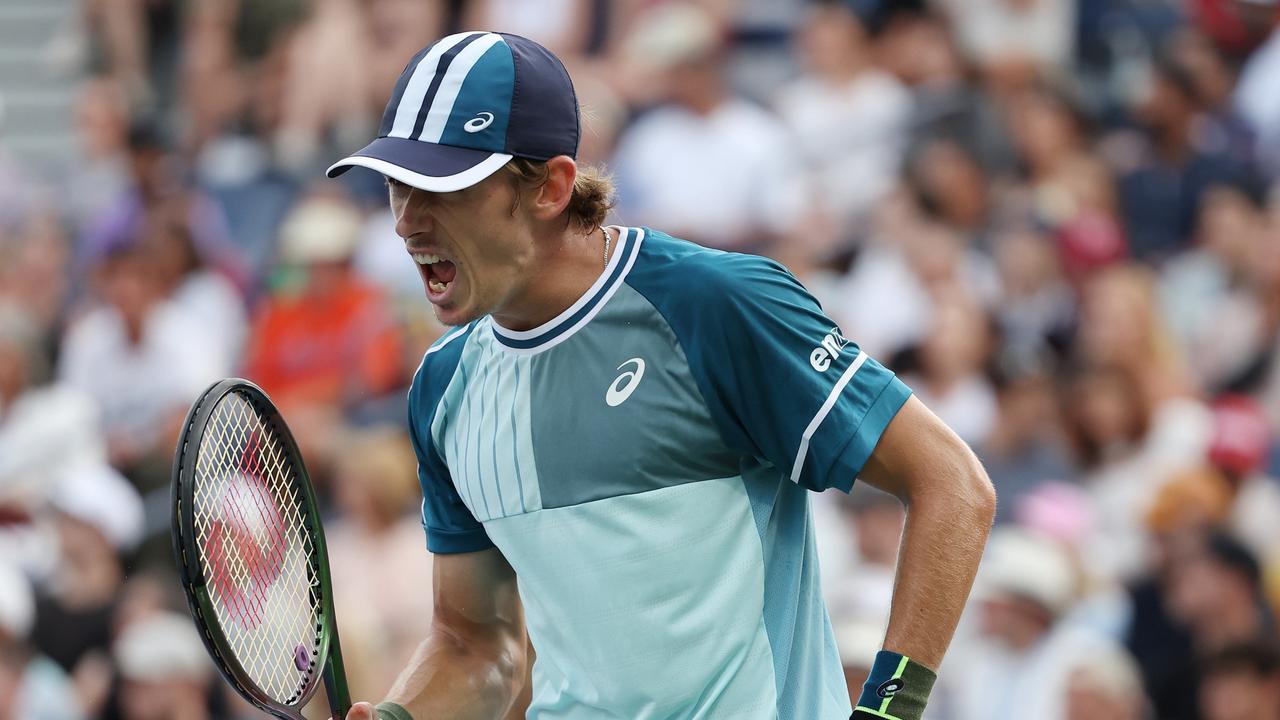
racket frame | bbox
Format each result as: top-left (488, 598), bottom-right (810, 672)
top-left (172, 378), bottom-right (351, 719)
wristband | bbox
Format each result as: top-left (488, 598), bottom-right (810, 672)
top-left (375, 701), bottom-right (414, 720)
top-left (851, 650), bottom-right (937, 720)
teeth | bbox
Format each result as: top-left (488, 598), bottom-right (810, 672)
top-left (412, 253), bottom-right (443, 265)
top-left (428, 280), bottom-right (449, 293)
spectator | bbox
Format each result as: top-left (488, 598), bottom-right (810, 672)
top-left (1203, 395), bottom-right (1280, 564)
top-left (274, 0), bottom-right (382, 174)
top-left (1063, 645), bottom-right (1149, 720)
top-left (977, 343), bottom-right (1074, 521)
top-left (57, 236), bottom-right (224, 482)
top-left (1168, 532), bottom-right (1278, 655)
top-left (1005, 85), bottom-right (1125, 276)
top-left (241, 194), bottom-right (405, 464)
top-left (142, 211), bottom-right (248, 372)
top-left (1117, 54), bottom-right (1255, 262)
top-left (833, 190), bottom-right (1000, 359)
top-left (900, 289), bottom-right (999, 447)
top-left (1078, 262), bottom-right (1195, 407)
top-left (773, 1), bottom-right (911, 253)
top-left (1171, 30), bottom-right (1257, 168)
top-left (59, 233), bottom-right (225, 479)
top-left (1236, 2), bottom-right (1280, 177)
top-left (1061, 362), bottom-right (1211, 582)
top-left (905, 140), bottom-right (995, 246)
top-left (79, 121), bottom-right (250, 292)
top-left (461, 0), bottom-right (596, 59)
top-left (112, 612), bottom-right (215, 720)
top-left (1200, 641), bottom-right (1280, 720)
top-left (611, 3), bottom-right (806, 252)
top-left (990, 224), bottom-right (1075, 348)
top-left (937, 0), bottom-right (1077, 93)
top-left (822, 487), bottom-right (905, 636)
top-left (874, 5), bottom-right (1014, 172)
top-left (1162, 180), bottom-right (1269, 389)
top-left (942, 527), bottom-right (1120, 720)
top-left (0, 305), bottom-right (108, 508)
top-left (68, 78), bottom-right (133, 231)
top-left (29, 467), bottom-right (142, 718)
top-left (1126, 495), bottom-right (1213, 720)
top-left (834, 616), bottom-right (887, 703)
top-left (327, 426), bottom-right (435, 701)
top-left (1242, 188), bottom-right (1280, 427)
top-left (0, 210), bottom-right (76, 339)
top-left (0, 562), bottom-right (84, 720)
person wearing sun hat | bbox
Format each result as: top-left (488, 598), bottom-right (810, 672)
top-left (334, 30), bottom-right (995, 720)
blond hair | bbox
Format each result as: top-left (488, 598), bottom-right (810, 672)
top-left (502, 158), bottom-right (616, 231)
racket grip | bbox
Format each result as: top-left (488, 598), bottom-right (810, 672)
top-left (323, 656), bottom-right (352, 718)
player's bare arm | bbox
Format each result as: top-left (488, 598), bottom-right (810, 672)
top-left (852, 395), bottom-right (997, 717)
top-left (345, 548), bottom-right (526, 720)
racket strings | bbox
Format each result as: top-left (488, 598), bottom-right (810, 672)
top-left (192, 392), bottom-right (322, 704)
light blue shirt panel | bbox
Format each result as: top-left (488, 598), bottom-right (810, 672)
top-left (482, 476), bottom-right (780, 719)
top-left (430, 322), bottom-right (543, 522)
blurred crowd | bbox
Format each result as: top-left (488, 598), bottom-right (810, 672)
top-left (1, 0), bottom-right (1279, 718)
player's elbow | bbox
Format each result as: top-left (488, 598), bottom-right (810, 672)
top-left (897, 427), bottom-right (996, 533)
top-left (491, 631), bottom-right (528, 697)
top-left (967, 460), bottom-right (997, 529)
top-left (428, 614), bottom-right (527, 700)
top-left (932, 441), bottom-right (997, 531)
top-left (471, 630), bottom-right (527, 698)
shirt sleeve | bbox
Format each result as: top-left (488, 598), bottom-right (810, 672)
top-left (657, 251), bottom-right (912, 492)
top-left (408, 330), bottom-right (494, 554)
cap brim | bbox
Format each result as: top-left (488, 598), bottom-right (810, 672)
top-left (326, 136), bottom-right (513, 192)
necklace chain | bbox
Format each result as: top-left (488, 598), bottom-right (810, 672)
top-left (602, 226), bottom-right (611, 268)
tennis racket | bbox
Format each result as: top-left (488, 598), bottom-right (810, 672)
top-left (171, 378), bottom-right (351, 719)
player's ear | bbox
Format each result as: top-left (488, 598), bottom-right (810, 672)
top-left (529, 155), bottom-right (577, 222)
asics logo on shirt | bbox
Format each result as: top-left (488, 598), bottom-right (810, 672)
top-left (464, 112), bottom-right (496, 132)
top-left (605, 358), bottom-right (646, 406)
top-left (809, 327), bottom-right (848, 372)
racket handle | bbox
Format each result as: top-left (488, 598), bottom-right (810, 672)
top-left (323, 646), bottom-right (352, 718)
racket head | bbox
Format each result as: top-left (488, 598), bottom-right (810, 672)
top-left (171, 378), bottom-right (344, 718)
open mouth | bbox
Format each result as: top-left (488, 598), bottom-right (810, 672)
top-left (411, 253), bottom-right (458, 299)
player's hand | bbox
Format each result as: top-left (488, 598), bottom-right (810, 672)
top-left (345, 700), bottom-right (414, 720)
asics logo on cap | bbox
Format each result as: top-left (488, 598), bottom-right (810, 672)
top-left (464, 112), bottom-right (496, 133)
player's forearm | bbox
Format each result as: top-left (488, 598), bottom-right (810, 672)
top-left (883, 450), bottom-right (995, 669)
top-left (382, 622), bottom-right (526, 720)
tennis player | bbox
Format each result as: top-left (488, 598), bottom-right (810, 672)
top-left (329, 32), bottom-right (995, 720)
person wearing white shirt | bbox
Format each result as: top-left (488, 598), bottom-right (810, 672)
top-left (611, 3), bottom-right (807, 251)
top-left (58, 243), bottom-right (225, 475)
top-left (774, 3), bottom-right (912, 246)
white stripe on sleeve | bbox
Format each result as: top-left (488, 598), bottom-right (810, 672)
top-left (789, 350), bottom-right (869, 484)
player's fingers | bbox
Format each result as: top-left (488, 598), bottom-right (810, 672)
top-left (345, 701), bottom-right (376, 720)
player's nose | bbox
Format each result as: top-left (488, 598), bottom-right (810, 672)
top-left (393, 192), bottom-right (435, 239)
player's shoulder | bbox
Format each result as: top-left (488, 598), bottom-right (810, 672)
top-left (408, 322), bottom-right (476, 409)
top-left (628, 227), bottom-right (806, 309)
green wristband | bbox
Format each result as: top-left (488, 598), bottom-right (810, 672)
top-left (852, 650), bottom-right (937, 720)
top-left (374, 701), bottom-right (414, 720)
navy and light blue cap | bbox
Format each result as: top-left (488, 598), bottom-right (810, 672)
top-left (326, 32), bottom-right (580, 192)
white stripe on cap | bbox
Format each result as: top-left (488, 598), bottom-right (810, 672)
top-left (417, 33), bottom-right (505, 142)
top-left (388, 31), bottom-right (481, 139)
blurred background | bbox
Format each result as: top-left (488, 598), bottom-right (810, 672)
top-left (0, 0), bottom-right (1279, 718)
